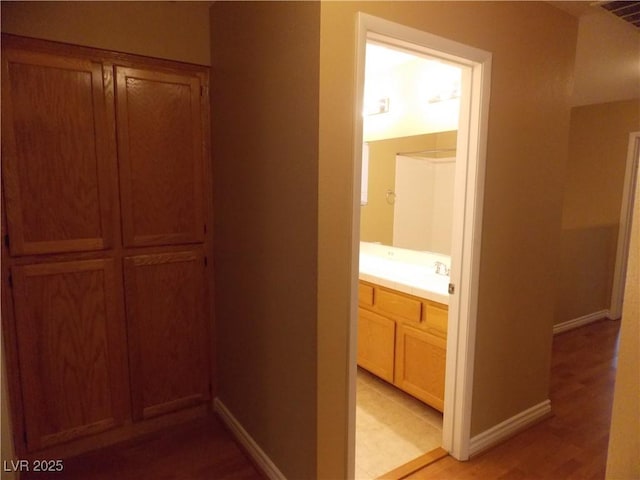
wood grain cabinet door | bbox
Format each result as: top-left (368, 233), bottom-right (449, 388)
top-left (123, 250), bottom-right (210, 420)
top-left (11, 259), bottom-right (128, 451)
top-left (357, 308), bottom-right (395, 383)
top-left (395, 324), bottom-right (446, 412)
top-left (115, 66), bottom-right (205, 247)
top-left (1, 49), bottom-right (116, 256)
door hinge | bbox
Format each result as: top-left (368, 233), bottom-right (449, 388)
top-left (4, 234), bottom-right (9, 249)
top-left (204, 256), bottom-right (208, 267)
top-left (8, 273), bottom-right (13, 288)
top-left (448, 283), bottom-right (455, 295)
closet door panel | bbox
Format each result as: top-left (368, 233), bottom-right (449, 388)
top-left (1, 49), bottom-right (115, 256)
top-left (124, 250), bottom-right (210, 420)
top-left (116, 66), bottom-right (204, 247)
top-left (12, 259), bottom-right (128, 451)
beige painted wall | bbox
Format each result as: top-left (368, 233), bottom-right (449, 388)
top-left (318, 3), bottom-right (577, 477)
top-left (361, 131), bottom-right (456, 245)
top-left (572, 10), bottom-right (640, 107)
top-left (210, 2), bottom-right (319, 479)
top-left (1, 1), bottom-right (211, 65)
top-left (606, 141), bottom-right (640, 478)
top-left (557, 100), bottom-right (640, 324)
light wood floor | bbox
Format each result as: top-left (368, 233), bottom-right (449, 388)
top-left (29, 319), bottom-right (618, 479)
top-left (407, 318), bottom-right (620, 480)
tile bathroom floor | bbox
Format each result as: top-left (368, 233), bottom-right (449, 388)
top-left (356, 368), bottom-right (443, 479)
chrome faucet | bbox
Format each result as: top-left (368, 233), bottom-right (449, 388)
top-left (434, 261), bottom-right (450, 276)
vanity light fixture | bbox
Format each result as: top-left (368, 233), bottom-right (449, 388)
top-left (427, 85), bottom-right (460, 104)
top-left (364, 96), bottom-right (390, 115)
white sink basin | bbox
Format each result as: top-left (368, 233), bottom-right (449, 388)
top-left (359, 250), bottom-right (450, 305)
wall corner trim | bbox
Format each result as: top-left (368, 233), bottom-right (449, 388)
top-left (469, 400), bottom-right (552, 457)
top-left (553, 310), bottom-right (611, 335)
top-left (213, 398), bottom-right (286, 480)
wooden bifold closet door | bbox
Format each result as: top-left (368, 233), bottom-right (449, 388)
top-left (124, 250), bottom-right (210, 421)
top-left (11, 259), bottom-right (128, 451)
top-left (1, 35), bottom-right (212, 457)
top-left (115, 64), bottom-right (211, 421)
top-left (115, 66), bottom-right (205, 247)
top-left (1, 49), bottom-right (116, 256)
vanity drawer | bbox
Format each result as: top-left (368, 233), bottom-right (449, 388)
top-left (359, 282), bottom-right (374, 306)
top-left (377, 288), bottom-right (422, 323)
top-left (425, 302), bottom-right (448, 338)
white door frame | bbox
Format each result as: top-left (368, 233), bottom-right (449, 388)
top-left (349, 13), bottom-right (492, 470)
top-left (610, 131), bottom-right (640, 319)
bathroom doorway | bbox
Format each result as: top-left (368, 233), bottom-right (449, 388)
top-left (355, 41), bottom-right (460, 478)
top-left (349, 13), bottom-right (492, 478)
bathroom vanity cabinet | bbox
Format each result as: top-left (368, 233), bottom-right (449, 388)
top-left (1, 35), bottom-right (213, 458)
top-left (358, 281), bottom-right (448, 411)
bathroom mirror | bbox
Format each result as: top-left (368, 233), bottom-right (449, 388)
top-left (359, 130), bottom-right (456, 255)
top-left (360, 42), bottom-right (462, 256)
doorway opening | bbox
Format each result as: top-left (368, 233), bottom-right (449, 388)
top-left (349, 13), bottom-right (492, 478)
top-left (355, 41), bottom-right (461, 478)
top-left (609, 131), bottom-right (640, 319)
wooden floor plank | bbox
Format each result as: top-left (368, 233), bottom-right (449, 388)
top-left (406, 319), bottom-right (620, 480)
top-left (22, 414), bottom-right (264, 480)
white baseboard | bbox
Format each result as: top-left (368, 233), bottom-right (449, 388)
top-left (469, 399), bottom-right (551, 457)
top-left (213, 398), bottom-right (286, 480)
top-left (553, 310), bottom-right (610, 335)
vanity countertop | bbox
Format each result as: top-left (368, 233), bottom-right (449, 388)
top-left (359, 242), bottom-right (450, 305)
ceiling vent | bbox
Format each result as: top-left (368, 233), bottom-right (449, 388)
top-left (599, 1), bottom-right (640, 28)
